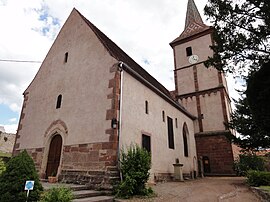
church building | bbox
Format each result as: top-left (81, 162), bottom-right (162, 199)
top-left (13, 0), bottom-right (235, 188)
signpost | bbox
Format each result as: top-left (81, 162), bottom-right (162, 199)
top-left (25, 180), bottom-right (34, 202)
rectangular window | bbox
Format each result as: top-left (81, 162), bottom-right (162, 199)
top-left (175, 118), bottom-right (178, 128)
top-left (167, 116), bottom-right (175, 149)
top-left (142, 134), bottom-right (151, 153)
top-left (186, 47), bottom-right (192, 57)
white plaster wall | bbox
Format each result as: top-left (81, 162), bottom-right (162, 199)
top-left (180, 97), bottom-right (197, 118)
top-left (176, 67), bottom-right (195, 95)
top-left (120, 72), bottom-right (197, 177)
top-left (17, 10), bottom-right (116, 149)
top-left (174, 34), bottom-right (213, 69)
top-left (197, 65), bottom-right (219, 91)
top-left (200, 93), bottom-right (225, 131)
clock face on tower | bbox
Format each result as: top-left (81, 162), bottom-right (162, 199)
top-left (188, 54), bottom-right (199, 64)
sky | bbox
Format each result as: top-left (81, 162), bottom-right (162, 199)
top-left (0, 0), bottom-right (239, 133)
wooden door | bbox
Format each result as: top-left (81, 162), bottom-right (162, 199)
top-left (46, 135), bottom-right (62, 178)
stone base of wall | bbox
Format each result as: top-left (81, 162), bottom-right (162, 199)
top-left (59, 166), bottom-right (119, 190)
top-left (14, 142), bottom-right (119, 190)
top-left (60, 143), bottom-right (119, 189)
top-left (153, 172), bottom-right (194, 182)
top-left (14, 148), bottom-right (44, 175)
top-left (195, 131), bottom-right (235, 175)
top-left (154, 173), bottom-right (173, 182)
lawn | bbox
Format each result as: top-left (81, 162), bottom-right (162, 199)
top-left (260, 186), bottom-right (270, 193)
top-left (0, 152), bottom-right (12, 158)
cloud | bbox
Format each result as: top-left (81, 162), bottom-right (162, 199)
top-left (1, 0), bottom-right (240, 131)
top-left (1, 124), bottom-right (17, 134)
top-left (8, 118), bottom-right (17, 123)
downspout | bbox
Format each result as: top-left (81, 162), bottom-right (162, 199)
top-left (117, 61), bottom-right (124, 182)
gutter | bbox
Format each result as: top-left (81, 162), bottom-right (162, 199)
top-left (117, 62), bottom-right (124, 182)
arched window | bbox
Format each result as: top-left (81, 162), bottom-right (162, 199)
top-left (56, 94), bottom-right (62, 109)
top-left (145, 100), bottom-right (148, 114)
top-left (183, 123), bottom-right (189, 157)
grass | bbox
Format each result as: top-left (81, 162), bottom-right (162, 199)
top-left (259, 186), bottom-right (270, 193)
top-left (0, 152), bottom-right (12, 157)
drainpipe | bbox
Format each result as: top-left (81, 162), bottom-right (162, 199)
top-left (117, 61), bottom-right (124, 182)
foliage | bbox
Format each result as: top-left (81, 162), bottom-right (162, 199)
top-left (204, 0), bottom-right (270, 75)
top-left (259, 186), bottom-right (270, 193)
top-left (0, 150), bottom-right (43, 202)
top-left (227, 91), bottom-right (270, 150)
top-left (115, 144), bottom-right (152, 199)
top-left (247, 62), bottom-right (270, 134)
top-left (0, 158), bottom-right (6, 175)
top-left (234, 153), bottom-right (265, 176)
top-left (39, 186), bottom-right (73, 202)
top-left (246, 170), bottom-right (270, 186)
top-left (0, 151), bottom-right (12, 158)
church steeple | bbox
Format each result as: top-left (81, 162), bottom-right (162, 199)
top-left (185, 0), bottom-right (204, 29)
top-left (170, 0), bottom-right (210, 46)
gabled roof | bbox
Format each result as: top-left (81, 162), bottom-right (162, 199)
top-left (170, 0), bottom-right (211, 46)
top-left (75, 9), bottom-right (196, 119)
top-left (75, 9), bottom-right (171, 98)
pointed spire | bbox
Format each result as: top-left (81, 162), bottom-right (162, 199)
top-left (185, 0), bottom-right (204, 28)
top-left (170, 0), bottom-right (211, 46)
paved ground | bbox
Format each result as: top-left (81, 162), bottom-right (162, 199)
top-left (118, 177), bottom-right (262, 202)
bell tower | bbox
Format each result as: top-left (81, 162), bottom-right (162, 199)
top-left (170, 0), bottom-right (235, 174)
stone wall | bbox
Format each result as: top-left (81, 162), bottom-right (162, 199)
top-left (0, 132), bottom-right (16, 154)
top-left (16, 142), bottom-right (119, 189)
top-left (195, 131), bottom-right (235, 174)
top-left (14, 148), bottom-right (44, 177)
top-left (60, 142), bottom-right (119, 189)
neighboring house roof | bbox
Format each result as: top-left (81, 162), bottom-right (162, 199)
top-left (75, 9), bottom-right (196, 120)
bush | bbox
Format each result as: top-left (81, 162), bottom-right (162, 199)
top-left (234, 153), bottom-right (265, 176)
top-left (246, 170), bottom-right (270, 186)
top-left (115, 144), bottom-right (152, 198)
top-left (0, 158), bottom-right (6, 175)
top-left (0, 150), bottom-right (43, 202)
top-left (40, 186), bottom-right (73, 202)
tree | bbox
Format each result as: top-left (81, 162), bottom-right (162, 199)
top-left (204, 0), bottom-right (270, 74)
top-left (247, 61), bottom-right (270, 133)
top-left (228, 92), bottom-right (270, 151)
top-left (0, 150), bottom-right (43, 202)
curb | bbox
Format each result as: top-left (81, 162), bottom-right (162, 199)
top-left (250, 186), bottom-right (270, 202)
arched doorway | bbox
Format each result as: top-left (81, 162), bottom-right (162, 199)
top-left (46, 134), bottom-right (62, 178)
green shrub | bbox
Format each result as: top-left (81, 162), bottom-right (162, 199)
top-left (246, 170), bottom-right (270, 186)
top-left (0, 158), bottom-right (6, 175)
top-left (234, 153), bottom-right (265, 176)
top-left (40, 186), bottom-right (73, 202)
top-left (0, 150), bottom-right (43, 202)
top-left (115, 144), bottom-right (152, 199)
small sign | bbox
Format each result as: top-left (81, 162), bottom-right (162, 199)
top-left (25, 181), bottom-right (34, 191)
